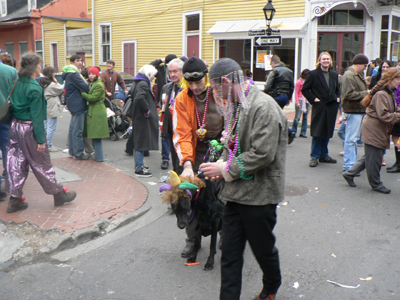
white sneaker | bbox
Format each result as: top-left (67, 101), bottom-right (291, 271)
top-left (62, 148), bottom-right (69, 153)
top-left (48, 145), bottom-right (59, 152)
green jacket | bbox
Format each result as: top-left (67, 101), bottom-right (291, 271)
top-left (82, 79), bottom-right (109, 139)
top-left (0, 64), bottom-right (18, 106)
top-left (11, 76), bottom-right (47, 144)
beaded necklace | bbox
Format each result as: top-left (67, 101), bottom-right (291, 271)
top-left (191, 87), bottom-right (210, 141)
top-left (223, 84), bottom-right (253, 180)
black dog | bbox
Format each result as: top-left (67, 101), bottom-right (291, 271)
top-left (171, 177), bottom-right (223, 270)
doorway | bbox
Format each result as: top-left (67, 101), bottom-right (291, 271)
top-left (318, 32), bottom-right (364, 75)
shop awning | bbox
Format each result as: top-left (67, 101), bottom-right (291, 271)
top-left (207, 17), bottom-right (308, 39)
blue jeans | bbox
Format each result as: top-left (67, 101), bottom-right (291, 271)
top-left (161, 133), bottom-right (170, 162)
top-left (338, 121), bottom-right (346, 143)
top-left (92, 138), bottom-right (104, 162)
top-left (274, 94), bottom-right (289, 108)
top-left (69, 112), bottom-right (85, 157)
top-left (343, 113), bottom-right (364, 170)
top-left (311, 137), bottom-right (330, 159)
top-left (135, 150), bottom-right (144, 171)
top-left (45, 117), bottom-right (57, 147)
top-left (0, 123), bottom-right (9, 187)
top-left (274, 94), bottom-right (293, 135)
top-left (292, 102), bottom-right (310, 136)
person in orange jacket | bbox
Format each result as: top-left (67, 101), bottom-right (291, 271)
top-left (172, 57), bottom-right (224, 257)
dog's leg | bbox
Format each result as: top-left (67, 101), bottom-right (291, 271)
top-left (204, 218), bottom-right (220, 271)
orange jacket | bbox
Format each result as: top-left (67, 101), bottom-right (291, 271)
top-left (172, 88), bottom-right (198, 166)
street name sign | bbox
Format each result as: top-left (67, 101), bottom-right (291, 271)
top-left (254, 36), bottom-right (282, 46)
top-left (248, 29), bottom-right (266, 36)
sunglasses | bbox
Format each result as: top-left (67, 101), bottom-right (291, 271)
top-left (183, 71), bottom-right (206, 80)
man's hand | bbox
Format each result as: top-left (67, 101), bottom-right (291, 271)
top-left (337, 98), bottom-right (340, 102)
top-left (199, 162), bottom-right (222, 181)
top-left (106, 92), bottom-right (112, 97)
top-left (181, 167), bottom-right (194, 178)
top-left (314, 98), bottom-right (321, 102)
top-left (37, 143), bottom-right (46, 152)
top-left (124, 89), bottom-right (128, 94)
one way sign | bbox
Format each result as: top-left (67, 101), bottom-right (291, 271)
top-left (254, 36), bottom-right (282, 46)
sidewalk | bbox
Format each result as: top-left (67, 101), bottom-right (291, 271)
top-left (0, 157), bottom-right (148, 233)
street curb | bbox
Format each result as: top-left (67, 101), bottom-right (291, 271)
top-left (39, 206), bottom-right (151, 255)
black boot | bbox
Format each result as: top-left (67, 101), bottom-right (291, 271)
top-left (181, 242), bottom-right (196, 258)
top-left (7, 197), bottom-right (28, 213)
top-left (387, 147), bottom-right (400, 173)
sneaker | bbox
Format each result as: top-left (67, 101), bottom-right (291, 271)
top-left (373, 186), bottom-right (391, 194)
top-left (342, 173), bottom-right (356, 187)
top-left (62, 148), bottom-right (69, 153)
top-left (161, 161), bottom-right (169, 170)
top-left (319, 156), bottom-right (337, 163)
top-left (7, 197), bottom-right (28, 213)
top-left (74, 153), bottom-right (91, 160)
top-left (54, 188), bottom-right (77, 206)
top-left (48, 145), bottom-right (58, 152)
top-left (299, 134), bottom-right (307, 138)
top-left (309, 158), bottom-right (318, 167)
top-left (339, 151), bottom-right (344, 156)
top-left (135, 166), bottom-right (153, 177)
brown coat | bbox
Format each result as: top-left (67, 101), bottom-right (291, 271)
top-left (362, 88), bottom-right (400, 149)
top-left (341, 67), bottom-right (368, 113)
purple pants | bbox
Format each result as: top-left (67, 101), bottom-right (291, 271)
top-left (6, 119), bottom-right (63, 198)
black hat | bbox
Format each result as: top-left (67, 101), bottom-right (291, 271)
top-left (352, 54), bottom-right (369, 65)
top-left (182, 57), bottom-right (208, 81)
top-left (165, 54), bottom-right (177, 64)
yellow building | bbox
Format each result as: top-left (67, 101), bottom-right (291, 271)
top-left (42, 16), bottom-right (92, 72)
top-left (92, 0), bottom-right (400, 82)
top-left (92, 0), bottom-right (305, 81)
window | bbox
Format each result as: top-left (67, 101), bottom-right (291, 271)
top-left (1, 0), bottom-right (7, 17)
top-left (5, 43), bottom-right (14, 59)
top-left (28, 0), bottom-right (36, 11)
top-left (35, 40), bottom-right (43, 66)
top-left (318, 10), bottom-right (364, 26)
top-left (183, 11), bottom-right (202, 58)
top-left (380, 15), bottom-right (400, 62)
top-left (99, 24), bottom-right (111, 64)
top-left (19, 42), bottom-right (28, 57)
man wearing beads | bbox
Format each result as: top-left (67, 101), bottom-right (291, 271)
top-left (173, 57), bottom-right (224, 258)
top-left (200, 58), bottom-right (287, 300)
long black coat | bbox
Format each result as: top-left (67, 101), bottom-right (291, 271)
top-left (131, 80), bottom-right (159, 151)
top-left (302, 68), bottom-right (340, 138)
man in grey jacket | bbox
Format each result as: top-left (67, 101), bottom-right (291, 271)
top-left (200, 58), bottom-right (287, 300)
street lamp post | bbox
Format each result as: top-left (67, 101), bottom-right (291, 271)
top-left (263, 0), bottom-right (279, 36)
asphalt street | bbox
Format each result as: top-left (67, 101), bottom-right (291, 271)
top-left (1, 109), bottom-right (400, 300)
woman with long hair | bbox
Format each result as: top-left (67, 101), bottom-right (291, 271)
top-left (369, 60), bottom-right (391, 89)
top-left (38, 66), bottom-right (64, 152)
top-left (6, 53), bottom-right (77, 213)
top-left (342, 68), bottom-right (400, 194)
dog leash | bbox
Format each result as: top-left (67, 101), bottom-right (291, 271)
top-left (188, 188), bottom-right (201, 223)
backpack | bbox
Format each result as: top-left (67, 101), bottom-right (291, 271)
top-left (121, 81), bottom-right (137, 118)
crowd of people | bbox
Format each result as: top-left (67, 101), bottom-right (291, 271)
top-left (3, 48), bottom-right (400, 299)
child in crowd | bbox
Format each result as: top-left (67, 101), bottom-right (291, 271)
top-left (82, 66), bottom-right (109, 162)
